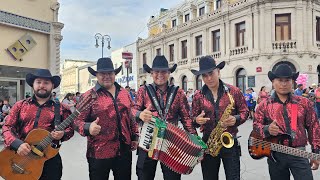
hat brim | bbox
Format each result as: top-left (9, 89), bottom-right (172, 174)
top-left (26, 73), bottom-right (61, 89)
top-left (268, 71), bottom-right (300, 81)
top-left (143, 64), bottom-right (177, 73)
top-left (191, 61), bottom-right (225, 76)
top-left (88, 65), bottom-right (122, 76)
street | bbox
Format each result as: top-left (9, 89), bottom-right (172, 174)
top-left (1, 120), bottom-right (320, 180)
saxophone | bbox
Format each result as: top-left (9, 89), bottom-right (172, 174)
top-left (206, 92), bottom-right (235, 157)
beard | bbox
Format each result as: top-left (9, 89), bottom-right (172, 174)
top-left (34, 89), bottom-right (52, 98)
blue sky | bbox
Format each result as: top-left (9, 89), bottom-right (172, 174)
top-left (59, 0), bottom-right (183, 61)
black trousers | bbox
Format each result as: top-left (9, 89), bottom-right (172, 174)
top-left (268, 152), bottom-right (313, 180)
top-left (136, 148), bottom-right (181, 180)
top-left (39, 153), bottom-right (62, 180)
top-left (87, 151), bottom-right (132, 180)
top-left (201, 143), bottom-right (241, 180)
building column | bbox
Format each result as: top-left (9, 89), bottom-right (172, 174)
top-left (253, 6), bottom-right (260, 54)
top-left (264, 5), bottom-right (272, 53)
top-left (295, 4), bottom-right (304, 50)
top-left (247, 12), bottom-right (253, 51)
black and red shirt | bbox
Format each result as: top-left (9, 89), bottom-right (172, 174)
top-left (74, 83), bottom-right (139, 159)
top-left (2, 96), bottom-right (73, 150)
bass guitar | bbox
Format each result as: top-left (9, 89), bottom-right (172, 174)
top-left (248, 130), bottom-right (320, 162)
top-left (0, 91), bottom-right (96, 180)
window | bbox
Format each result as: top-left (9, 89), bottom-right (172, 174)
top-left (169, 44), bottom-right (174, 62)
top-left (236, 68), bottom-right (247, 93)
top-left (316, 17), bottom-right (320, 41)
top-left (196, 75), bottom-right (202, 90)
top-left (275, 14), bottom-right (291, 41)
top-left (195, 35), bottom-right (202, 56)
top-left (212, 30), bottom-right (220, 52)
top-left (142, 53), bottom-right (147, 64)
top-left (182, 76), bottom-right (188, 92)
top-left (185, 14), bottom-right (190, 22)
top-left (156, 48), bottom-right (161, 56)
top-left (181, 40), bottom-right (188, 59)
top-left (216, 0), bottom-right (221, 9)
top-left (236, 21), bottom-right (246, 47)
top-left (172, 19), bottom-right (177, 28)
top-left (199, 7), bottom-right (205, 16)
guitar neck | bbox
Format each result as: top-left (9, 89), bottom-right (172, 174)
top-left (271, 143), bottom-right (320, 161)
top-left (37, 109), bottom-right (80, 150)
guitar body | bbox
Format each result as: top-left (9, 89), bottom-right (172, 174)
top-left (0, 129), bottom-right (59, 180)
top-left (248, 130), bottom-right (291, 162)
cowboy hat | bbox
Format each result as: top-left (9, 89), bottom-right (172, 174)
top-left (268, 64), bottom-right (299, 81)
top-left (88, 57), bottom-right (122, 76)
top-left (143, 55), bottom-right (177, 73)
top-left (191, 56), bottom-right (225, 76)
top-left (26, 69), bottom-right (61, 88)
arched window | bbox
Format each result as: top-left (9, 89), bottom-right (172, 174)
top-left (170, 77), bottom-right (175, 85)
top-left (182, 76), bottom-right (188, 92)
top-left (272, 61), bottom-right (297, 88)
top-left (196, 75), bottom-right (202, 90)
top-left (236, 68), bottom-right (247, 93)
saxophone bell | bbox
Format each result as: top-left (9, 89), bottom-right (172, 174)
top-left (220, 132), bottom-right (234, 148)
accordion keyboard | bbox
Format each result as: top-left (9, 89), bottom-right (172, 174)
top-left (138, 118), bottom-right (156, 151)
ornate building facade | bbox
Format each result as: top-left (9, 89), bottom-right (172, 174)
top-left (0, 0), bottom-right (63, 104)
top-left (137, 0), bottom-right (320, 93)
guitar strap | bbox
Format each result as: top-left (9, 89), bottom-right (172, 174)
top-left (145, 84), bottom-right (178, 120)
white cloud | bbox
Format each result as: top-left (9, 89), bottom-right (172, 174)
top-left (59, 0), bottom-right (182, 61)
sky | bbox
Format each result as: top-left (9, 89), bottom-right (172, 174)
top-left (59, 0), bottom-right (184, 61)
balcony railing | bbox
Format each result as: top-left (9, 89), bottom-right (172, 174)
top-left (178, 59), bottom-right (188, 65)
top-left (191, 57), bottom-right (201, 64)
top-left (272, 41), bottom-right (297, 50)
top-left (230, 46), bottom-right (248, 56)
top-left (209, 52), bottom-right (221, 59)
top-left (316, 42), bottom-right (320, 49)
top-left (229, 0), bottom-right (248, 8)
top-left (139, 68), bottom-right (147, 74)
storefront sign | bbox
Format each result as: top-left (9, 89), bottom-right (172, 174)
top-left (116, 75), bottom-right (134, 84)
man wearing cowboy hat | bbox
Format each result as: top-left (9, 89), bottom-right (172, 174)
top-left (2, 68), bottom-right (74, 180)
top-left (253, 64), bottom-right (320, 180)
top-left (191, 56), bottom-right (248, 180)
top-left (74, 58), bottom-right (139, 180)
top-left (133, 55), bottom-right (197, 180)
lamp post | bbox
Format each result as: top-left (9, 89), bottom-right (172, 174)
top-left (94, 33), bottom-right (111, 58)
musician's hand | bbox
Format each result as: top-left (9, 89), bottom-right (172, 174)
top-left (139, 104), bottom-right (153, 123)
top-left (268, 121), bottom-right (280, 136)
top-left (51, 128), bottom-right (65, 140)
top-left (196, 111), bottom-right (210, 125)
top-left (131, 141), bottom-right (138, 151)
top-left (310, 160), bottom-right (320, 170)
top-left (17, 143), bottom-right (31, 156)
top-left (89, 117), bottom-right (101, 136)
top-left (221, 115), bottom-right (236, 128)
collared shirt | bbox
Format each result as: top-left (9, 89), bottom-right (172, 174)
top-left (192, 81), bottom-right (249, 142)
top-left (294, 88), bottom-right (303, 96)
top-left (74, 82), bottom-right (139, 159)
top-left (254, 92), bottom-right (320, 153)
top-left (2, 96), bottom-right (73, 151)
top-left (132, 83), bottom-right (197, 134)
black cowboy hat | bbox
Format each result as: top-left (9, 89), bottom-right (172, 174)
top-left (26, 69), bottom-right (61, 88)
top-left (191, 56), bottom-right (225, 76)
top-left (88, 57), bottom-right (122, 76)
top-left (143, 55), bottom-right (177, 73)
top-left (268, 64), bottom-right (299, 81)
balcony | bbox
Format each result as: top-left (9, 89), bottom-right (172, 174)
top-left (230, 46), bottom-right (248, 56)
top-left (191, 57), bottom-right (201, 64)
top-left (316, 42), bottom-right (320, 49)
top-left (178, 59), bottom-right (188, 65)
top-left (209, 52), bottom-right (221, 59)
top-left (272, 41), bottom-right (297, 50)
top-left (229, 0), bottom-right (249, 9)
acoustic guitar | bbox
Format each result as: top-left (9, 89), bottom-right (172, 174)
top-left (0, 91), bottom-right (96, 180)
top-left (248, 130), bottom-right (320, 162)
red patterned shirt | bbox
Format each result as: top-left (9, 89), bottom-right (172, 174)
top-left (132, 84), bottom-right (196, 134)
top-left (2, 97), bottom-right (73, 151)
top-left (192, 81), bottom-right (249, 142)
top-left (74, 83), bottom-right (139, 159)
top-left (253, 93), bottom-right (320, 153)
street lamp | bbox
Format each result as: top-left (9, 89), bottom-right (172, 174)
top-left (94, 33), bottom-right (111, 58)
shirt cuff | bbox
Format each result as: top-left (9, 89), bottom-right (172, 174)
top-left (263, 125), bottom-right (271, 137)
top-left (234, 115), bottom-right (241, 126)
top-left (10, 139), bottom-right (24, 151)
top-left (84, 122), bottom-right (91, 136)
top-left (312, 149), bottom-right (320, 154)
top-left (135, 111), bottom-right (142, 121)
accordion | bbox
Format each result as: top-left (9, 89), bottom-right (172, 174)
top-left (138, 116), bottom-right (207, 174)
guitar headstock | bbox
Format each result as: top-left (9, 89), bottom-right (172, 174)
top-left (76, 91), bottom-right (97, 112)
